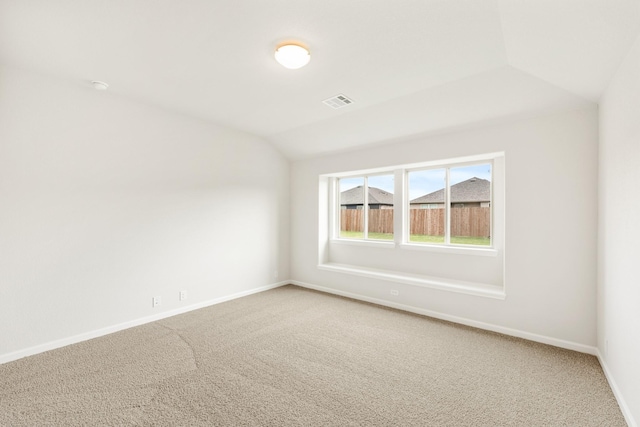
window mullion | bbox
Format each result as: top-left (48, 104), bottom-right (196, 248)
top-left (330, 177), bottom-right (337, 239)
top-left (445, 168), bottom-right (450, 245)
top-left (363, 176), bottom-right (369, 239)
top-left (394, 169), bottom-right (404, 245)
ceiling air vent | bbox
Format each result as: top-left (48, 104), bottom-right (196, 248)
top-left (322, 94), bottom-right (354, 109)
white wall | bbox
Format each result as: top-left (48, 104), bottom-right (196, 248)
top-left (0, 65), bottom-right (290, 360)
top-left (599, 34), bottom-right (640, 426)
top-left (291, 107), bottom-right (599, 349)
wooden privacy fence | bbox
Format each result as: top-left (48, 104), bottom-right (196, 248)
top-left (447, 207), bottom-right (490, 238)
top-left (340, 207), bottom-right (490, 237)
top-left (410, 208), bottom-right (444, 236)
top-left (339, 209), bottom-right (397, 235)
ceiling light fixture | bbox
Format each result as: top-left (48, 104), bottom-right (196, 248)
top-left (274, 43), bottom-right (310, 69)
top-left (91, 80), bottom-right (109, 90)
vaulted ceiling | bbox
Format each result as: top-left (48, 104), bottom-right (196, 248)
top-left (1, 0), bottom-right (639, 159)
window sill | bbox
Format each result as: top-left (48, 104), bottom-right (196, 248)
top-left (399, 243), bottom-right (498, 257)
top-left (330, 238), bottom-right (396, 249)
top-left (317, 262), bottom-right (505, 300)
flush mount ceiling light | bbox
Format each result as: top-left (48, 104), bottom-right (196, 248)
top-left (274, 43), bottom-right (310, 69)
top-left (91, 80), bottom-right (109, 90)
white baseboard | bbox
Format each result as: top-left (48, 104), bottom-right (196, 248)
top-left (0, 281), bottom-right (289, 365)
top-left (290, 280), bottom-right (597, 356)
top-left (5, 279), bottom-right (632, 425)
top-left (597, 350), bottom-right (638, 427)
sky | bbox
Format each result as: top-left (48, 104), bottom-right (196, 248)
top-left (339, 163), bottom-right (491, 200)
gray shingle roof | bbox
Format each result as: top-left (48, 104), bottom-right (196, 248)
top-left (410, 177), bottom-right (490, 204)
top-left (340, 186), bottom-right (394, 205)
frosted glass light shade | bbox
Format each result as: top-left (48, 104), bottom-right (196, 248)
top-left (275, 44), bottom-right (310, 69)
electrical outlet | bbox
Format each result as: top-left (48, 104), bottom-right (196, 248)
top-left (179, 290), bottom-right (187, 301)
top-left (152, 296), bottom-right (161, 307)
top-left (390, 289), bottom-right (399, 296)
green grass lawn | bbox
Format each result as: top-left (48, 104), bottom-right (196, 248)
top-left (410, 235), bottom-right (490, 246)
top-left (339, 231), bottom-right (490, 246)
top-left (340, 231), bottom-right (393, 240)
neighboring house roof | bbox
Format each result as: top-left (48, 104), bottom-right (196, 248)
top-left (410, 177), bottom-right (490, 204)
top-left (340, 186), bottom-right (394, 205)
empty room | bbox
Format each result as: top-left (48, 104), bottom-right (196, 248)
top-left (1, 1), bottom-right (639, 425)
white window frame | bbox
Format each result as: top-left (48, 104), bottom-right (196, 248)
top-left (336, 172), bottom-right (396, 243)
top-left (321, 152), bottom-right (504, 299)
top-left (403, 159), bottom-right (493, 248)
top-left (329, 154), bottom-right (500, 257)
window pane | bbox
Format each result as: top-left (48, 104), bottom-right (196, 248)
top-left (408, 169), bottom-right (445, 243)
top-left (367, 175), bottom-right (394, 240)
top-left (449, 164), bottom-right (491, 246)
top-left (339, 177), bottom-right (364, 239)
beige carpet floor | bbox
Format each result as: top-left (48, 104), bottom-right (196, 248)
top-left (0, 285), bottom-right (626, 426)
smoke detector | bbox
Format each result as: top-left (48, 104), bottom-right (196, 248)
top-left (91, 81), bottom-right (109, 90)
top-left (323, 94), bottom-right (354, 109)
